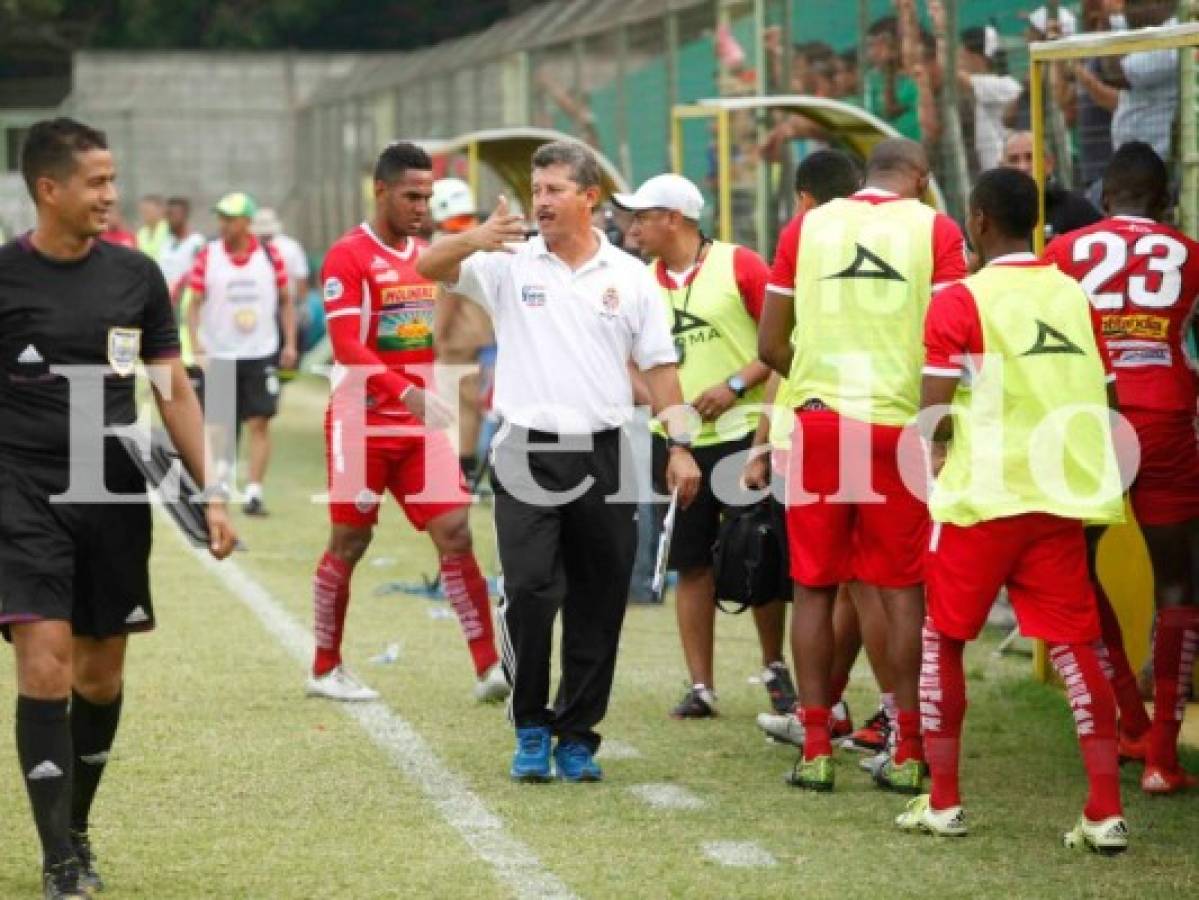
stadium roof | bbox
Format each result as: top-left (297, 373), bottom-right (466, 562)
top-left (305, 0), bottom-right (706, 107)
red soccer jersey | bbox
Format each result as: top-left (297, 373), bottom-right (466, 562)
top-left (1045, 215), bottom-right (1199, 413)
top-left (320, 223), bottom-right (436, 423)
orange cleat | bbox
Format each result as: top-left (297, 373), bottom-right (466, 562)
top-left (1141, 765), bottom-right (1197, 795)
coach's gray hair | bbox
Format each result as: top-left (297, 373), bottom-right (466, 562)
top-left (531, 140), bottom-right (602, 191)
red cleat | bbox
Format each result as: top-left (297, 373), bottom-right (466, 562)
top-left (1141, 765), bottom-right (1197, 795)
top-left (840, 706), bottom-right (888, 753)
top-left (1117, 729), bottom-right (1149, 764)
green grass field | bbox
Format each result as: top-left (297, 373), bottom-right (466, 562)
top-left (1, 376), bottom-right (1196, 898)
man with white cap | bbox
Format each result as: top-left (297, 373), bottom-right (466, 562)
top-left (252, 207), bottom-right (310, 348)
top-left (616, 174), bottom-right (778, 719)
top-left (187, 192), bottom-right (296, 516)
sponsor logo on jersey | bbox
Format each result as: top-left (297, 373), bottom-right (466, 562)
top-left (107, 327), bottom-right (142, 377)
top-left (324, 277), bottom-right (345, 302)
top-left (1021, 320), bottom-right (1085, 357)
top-left (381, 284), bottom-right (437, 307)
top-left (823, 243), bottom-right (906, 283)
top-left (521, 285), bottom-right (547, 307)
top-left (601, 286), bottom-right (621, 316)
top-left (1101, 313), bottom-right (1169, 341)
top-left (1109, 340), bottom-right (1172, 368)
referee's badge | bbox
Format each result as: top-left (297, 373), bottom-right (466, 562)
top-left (107, 327), bottom-right (141, 377)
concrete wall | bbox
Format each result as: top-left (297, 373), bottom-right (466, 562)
top-left (63, 51), bottom-right (366, 248)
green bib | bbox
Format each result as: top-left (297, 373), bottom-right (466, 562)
top-left (652, 241), bottom-right (763, 446)
top-left (931, 264), bottom-right (1125, 527)
top-left (786, 197), bottom-right (935, 426)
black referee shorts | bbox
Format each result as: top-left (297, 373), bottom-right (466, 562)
top-left (199, 355), bottom-right (281, 423)
top-left (652, 433), bottom-right (756, 571)
top-left (0, 459), bottom-right (154, 641)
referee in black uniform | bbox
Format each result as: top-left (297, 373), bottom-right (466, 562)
top-left (0, 119), bottom-right (236, 899)
top-left (419, 141), bottom-right (701, 783)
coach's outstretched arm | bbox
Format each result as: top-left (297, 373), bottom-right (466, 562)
top-left (417, 195), bottom-right (527, 285)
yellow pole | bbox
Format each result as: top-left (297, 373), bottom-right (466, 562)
top-left (717, 107), bottom-right (732, 243)
top-left (1030, 57), bottom-right (1047, 256)
top-left (670, 109), bottom-right (682, 173)
top-left (467, 140), bottom-right (480, 204)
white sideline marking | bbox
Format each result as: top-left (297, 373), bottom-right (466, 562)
top-left (179, 533), bottom-right (577, 900)
top-left (700, 841), bottom-right (777, 868)
top-left (596, 739), bottom-right (642, 760)
top-left (629, 783), bottom-right (706, 811)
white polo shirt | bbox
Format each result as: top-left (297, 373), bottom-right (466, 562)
top-left (451, 230), bottom-right (676, 433)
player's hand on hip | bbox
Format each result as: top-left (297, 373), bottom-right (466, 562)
top-left (468, 195), bottom-right (528, 252)
top-left (741, 445), bottom-right (770, 490)
top-left (666, 447), bottom-right (702, 509)
top-left (693, 382), bottom-right (737, 421)
top-left (402, 386), bottom-right (456, 431)
top-left (205, 502), bottom-right (237, 559)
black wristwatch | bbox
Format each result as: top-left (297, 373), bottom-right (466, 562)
top-left (666, 435), bottom-right (693, 452)
top-left (726, 374), bottom-right (747, 398)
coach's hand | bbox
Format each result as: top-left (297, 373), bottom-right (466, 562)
top-left (741, 446), bottom-right (770, 490)
top-left (403, 387), bottom-right (455, 431)
top-left (280, 342), bottom-right (298, 371)
top-left (693, 381), bottom-right (737, 422)
top-left (467, 195), bottom-right (528, 253)
top-left (206, 501), bottom-right (237, 559)
top-left (666, 447), bottom-right (702, 509)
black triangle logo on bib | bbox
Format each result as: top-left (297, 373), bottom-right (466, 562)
top-left (823, 243), bottom-right (906, 282)
top-left (1022, 319), bottom-right (1085, 357)
top-left (672, 307), bottom-right (712, 335)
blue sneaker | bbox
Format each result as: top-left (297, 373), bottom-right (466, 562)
top-left (553, 740), bottom-right (603, 782)
top-left (510, 727), bottom-right (553, 783)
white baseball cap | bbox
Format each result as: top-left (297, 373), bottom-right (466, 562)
top-left (612, 174), bottom-right (704, 221)
top-left (431, 178), bottom-right (476, 224)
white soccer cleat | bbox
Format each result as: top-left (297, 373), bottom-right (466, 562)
top-left (1062, 814), bottom-right (1129, 856)
top-left (756, 711), bottom-right (805, 746)
top-left (895, 794), bottom-right (968, 837)
top-left (305, 665), bottom-right (379, 702)
top-left (473, 663), bottom-right (511, 703)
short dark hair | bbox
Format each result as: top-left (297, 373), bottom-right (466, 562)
top-left (167, 196), bottom-right (190, 211)
top-left (20, 117), bottom-right (108, 200)
top-left (970, 167), bottom-right (1039, 239)
top-left (141, 193), bottom-right (165, 205)
top-left (374, 141), bottom-right (433, 184)
top-left (867, 16), bottom-right (898, 39)
top-left (1103, 140), bottom-right (1169, 212)
top-left (531, 140), bottom-right (602, 191)
top-left (795, 150), bottom-right (862, 204)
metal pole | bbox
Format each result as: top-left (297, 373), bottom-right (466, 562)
top-left (1181, 0), bottom-right (1199, 234)
top-left (671, 109), bottom-right (683, 173)
top-left (754, 0), bottom-right (769, 254)
top-left (940, 0), bottom-right (971, 220)
top-left (718, 107), bottom-right (732, 242)
top-left (858, 0), bottom-right (869, 107)
top-left (1031, 57), bottom-right (1047, 255)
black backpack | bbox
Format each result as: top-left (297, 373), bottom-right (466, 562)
top-left (712, 499), bottom-right (789, 614)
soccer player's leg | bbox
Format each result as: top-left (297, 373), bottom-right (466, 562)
top-left (784, 409), bottom-right (853, 791)
top-left (1126, 410), bottom-right (1199, 793)
top-left (394, 429), bottom-right (505, 702)
top-left (309, 423), bottom-right (387, 701)
top-left (898, 519), bottom-right (1007, 837)
top-left (1007, 516), bottom-right (1126, 853)
top-left (844, 581), bottom-right (896, 754)
top-left (1084, 526), bottom-right (1152, 761)
top-left (855, 423), bottom-right (929, 792)
top-left (1138, 519), bottom-right (1199, 793)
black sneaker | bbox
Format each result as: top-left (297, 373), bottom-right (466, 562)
top-left (841, 705), bottom-right (889, 753)
top-left (42, 860), bottom-right (88, 900)
top-left (670, 685), bottom-right (717, 719)
top-left (71, 831), bottom-right (103, 893)
top-left (762, 662), bottom-right (796, 714)
top-left (243, 496), bottom-right (269, 517)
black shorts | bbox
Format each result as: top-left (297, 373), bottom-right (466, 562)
top-left (0, 462), bottom-right (154, 640)
top-left (652, 434), bottom-right (755, 571)
top-left (202, 355), bottom-right (280, 422)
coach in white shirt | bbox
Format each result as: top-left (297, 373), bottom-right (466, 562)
top-left (419, 141), bottom-right (700, 783)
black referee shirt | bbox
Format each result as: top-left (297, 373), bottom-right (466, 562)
top-left (0, 235), bottom-right (179, 472)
